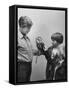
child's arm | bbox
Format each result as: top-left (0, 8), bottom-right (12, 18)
top-left (43, 46), bottom-right (54, 63)
top-left (18, 47), bottom-right (28, 54)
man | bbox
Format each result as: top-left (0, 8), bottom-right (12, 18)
top-left (17, 16), bottom-right (40, 83)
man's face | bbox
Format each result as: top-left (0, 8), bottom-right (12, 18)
top-left (20, 27), bottom-right (31, 35)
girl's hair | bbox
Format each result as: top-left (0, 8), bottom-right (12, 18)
top-left (19, 16), bottom-right (33, 28)
top-left (51, 32), bottom-right (63, 44)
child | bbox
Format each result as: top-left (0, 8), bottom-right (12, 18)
top-left (36, 32), bottom-right (65, 80)
top-left (45, 32), bottom-right (65, 80)
top-left (17, 16), bottom-right (40, 83)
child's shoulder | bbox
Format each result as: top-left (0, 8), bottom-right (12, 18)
top-left (58, 44), bottom-right (65, 56)
top-left (58, 44), bottom-right (65, 51)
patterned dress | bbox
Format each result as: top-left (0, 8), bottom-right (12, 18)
top-left (43, 45), bottom-right (65, 80)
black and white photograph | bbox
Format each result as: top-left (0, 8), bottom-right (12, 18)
top-left (17, 6), bottom-right (67, 83)
top-left (9, 5), bottom-right (67, 85)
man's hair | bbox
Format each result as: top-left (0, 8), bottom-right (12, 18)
top-left (51, 32), bottom-right (63, 44)
top-left (19, 16), bottom-right (33, 28)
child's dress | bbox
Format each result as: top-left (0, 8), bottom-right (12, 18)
top-left (51, 45), bottom-right (65, 80)
top-left (44, 45), bottom-right (65, 80)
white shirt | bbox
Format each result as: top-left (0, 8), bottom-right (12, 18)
top-left (18, 31), bottom-right (33, 62)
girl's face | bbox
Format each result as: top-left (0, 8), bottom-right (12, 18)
top-left (52, 40), bottom-right (58, 47)
top-left (20, 27), bottom-right (31, 35)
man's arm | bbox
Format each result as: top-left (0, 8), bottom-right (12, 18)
top-left (18, 45), bottom-right (28, 54)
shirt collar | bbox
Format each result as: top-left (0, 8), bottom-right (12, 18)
top-left (21, 35), bottom-right (29, 40)
top-left (18, 29), bottom-right (30, 40)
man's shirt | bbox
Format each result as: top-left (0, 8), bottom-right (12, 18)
top-left (18, 31), bottom-right (33, 62)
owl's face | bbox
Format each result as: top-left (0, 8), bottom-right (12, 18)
top-left (36, 36), bottom-right (45, 50)
top-left (36, 37), bottom-right (43, 44)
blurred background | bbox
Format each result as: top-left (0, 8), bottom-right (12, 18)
top-left (18, 8), bottom-right (65, 81)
